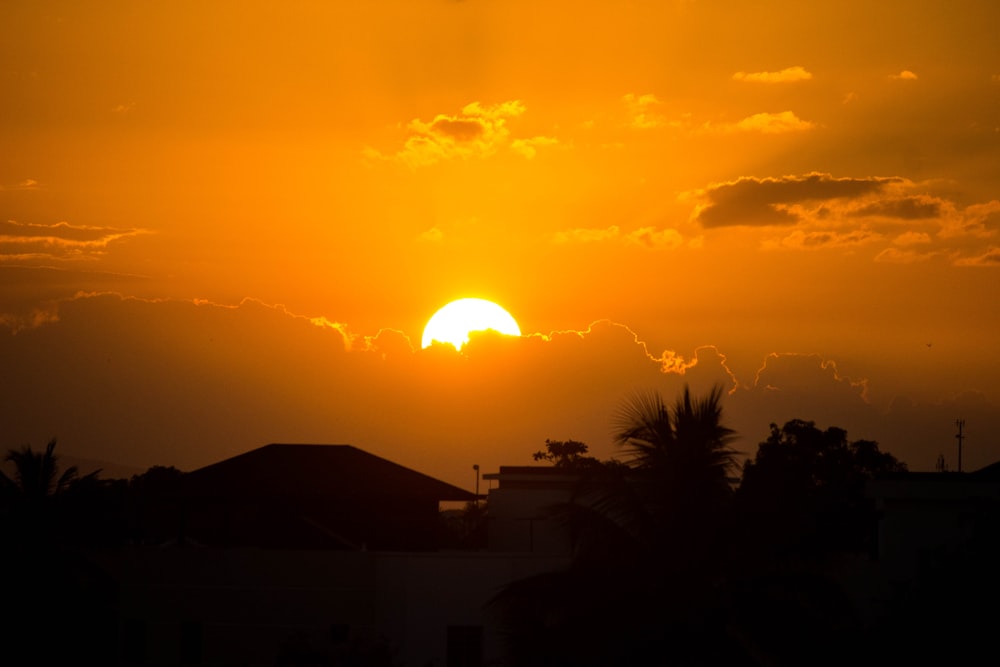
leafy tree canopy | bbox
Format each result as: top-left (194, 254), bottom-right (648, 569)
top-left (741, 419), bottom-right (907, 493)
top-left (533, 439), bottom-right (601, 468)
top-left (737, 419), bottom-right (907, 558)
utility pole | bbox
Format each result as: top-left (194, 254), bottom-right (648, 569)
top-left (956, 419), bottom-right (965, 472)
top-left (472, 464), bottom-right (480, 503)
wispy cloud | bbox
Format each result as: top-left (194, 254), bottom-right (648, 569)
top-left (510, 135), bottom-right (559, 159)
top-left (874, 247), bottom-right (939, 264)
top-left (365, 101), bottom-right (556, 167)
top-left (0, 220), bottom-right (151, 261)
top-left (0, 179), bottom-right (41, 192)
top-left (622, 93), bottom-right (672, 129)
top-left (551, 224), bottom-right (686, 249)
top-left (763, 228), bottom-right (883, 251)
top-left (732, 66), bottom-right (813, 83)
top-left (705, 111), bottom-right (815, 135)
top-left (953, 246), bottom-right (1000, 267)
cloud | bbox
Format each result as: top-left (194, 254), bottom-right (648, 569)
top-left (849, 195), bottom-right (943, 220)
top-left (731, 111), bottom-right (814, 134)
top-left (1, 293), bottom-right (997, 484)
top-left (893, 231), bottom-right (933, 246)
top-left (0, 220), bottom-right (151, 261)
top-left (0, 179), bottom-right (41, 192)
top-left (874, 247), bottom-right (939, 264)
top-left (691, 173), bottom-right (902, 228)
top-left (510, 136), bottom-right (559, 159)
top-left (940, 200), bottom-right (1000, 238)
top-left (732, 66), bottom-right (813, 83)
top-left (749, 352), bottom-right (870, 402)
top-left (763, 228), bottom-right (883, 250)
top-left (953, 246), bottom-right (1000, 267)
top-left (550, 225), bottom-right (686, 249)
top-left (366, 101), bottom-right (556, 167)
top-left (704, 111), bottom-right (814, 135)
top-left (551, 225), bottom-right (622, 244)
top-left (890, 70), bottom-right (918, 81)
top-left (622, 93), bottom-right (671, 129)
top-left (419, 227), bottom-right (444, 242)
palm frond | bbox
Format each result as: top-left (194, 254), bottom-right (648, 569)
top-left (612, 389), bottom-right (673, 467)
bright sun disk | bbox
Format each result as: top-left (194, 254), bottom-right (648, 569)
top-left (421, 298), bottom-right (521, 350)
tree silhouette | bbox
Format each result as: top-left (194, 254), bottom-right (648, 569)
top-left (563, 384), bottom-right (739, 569)
top-left (491, 385), bottom-right (745, 666)
top-left (0, 439), bottom-right (118, 664)
top-left (532, 439), bottom-right (600, 468)
top-left (1, 438), bottom-right (81, 500)
top-left (0, 438), bottom-right (97, 544)
top-left (737, 419), bottom-right (907, 560)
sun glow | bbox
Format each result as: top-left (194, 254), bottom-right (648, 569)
top-left (421, 298), bottom-right (522, 350)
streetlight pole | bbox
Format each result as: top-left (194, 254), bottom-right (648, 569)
top-left (472, 464), bottom-right (480, 503)
top-left (956, 419), bottom-right (965, 473)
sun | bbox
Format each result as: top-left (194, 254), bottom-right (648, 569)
top-left (421, 298), bottom-right (522, 350)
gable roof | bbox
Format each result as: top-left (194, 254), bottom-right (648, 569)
top-left (186, 444), bottom-right (474, 501)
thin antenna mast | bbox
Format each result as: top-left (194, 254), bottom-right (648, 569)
top-left (955, 419), bottom-right (965, 472)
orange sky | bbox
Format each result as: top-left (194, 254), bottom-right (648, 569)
top-left (2, 1), bottom-right (999, 487)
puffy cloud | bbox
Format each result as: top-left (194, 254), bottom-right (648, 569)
top-left (691, 173), bottom-right (901, 228)
top-left (940, 200), bottom-right (1000, 238)
top-left (732, 66), bottom-right (813, 83)
top-left (890, 70), bottom-right (918, 80)
top-left (626, 227), bottom-right (684, 249)
top-left (366, 100), bottom-right (556, 167)
top-left (730, 111), bottom-right (814, 134)
top-left (749, 352), bottom-right (870, 401)
top-left (0, 293), bottom-right (996, 483)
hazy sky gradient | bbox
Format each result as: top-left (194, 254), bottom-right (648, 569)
top-left (2, 1), bottom-right (998, 487)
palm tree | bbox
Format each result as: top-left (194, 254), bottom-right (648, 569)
top-left (0, 438), bottom-right (80, 502)
top-left (569, 384), bottom-right (739, 564)
top-left (613, 383), bottom-right (738, 487)
top-left (489, 385), bottom-right (745, 665)
top-left (0, 438), bottom-right (91, 543)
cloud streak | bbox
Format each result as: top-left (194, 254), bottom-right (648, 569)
top-left (0, 220), bottom-right (151, 261)
top-left (550, 225), bottom-right (687, 249)
top-left (732, 66), bottom-right (813, 83)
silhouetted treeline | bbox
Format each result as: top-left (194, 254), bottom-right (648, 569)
top-left (6, 400), bottom-right (999, 665)
top-left (0, 440), bottom-right (187, 550)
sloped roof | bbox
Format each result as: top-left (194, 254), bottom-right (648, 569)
top-left (186, 444), bottom-right (474, 501)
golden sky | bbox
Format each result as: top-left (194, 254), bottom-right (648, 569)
top-left (2, 1), bottom-right (999, 486)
